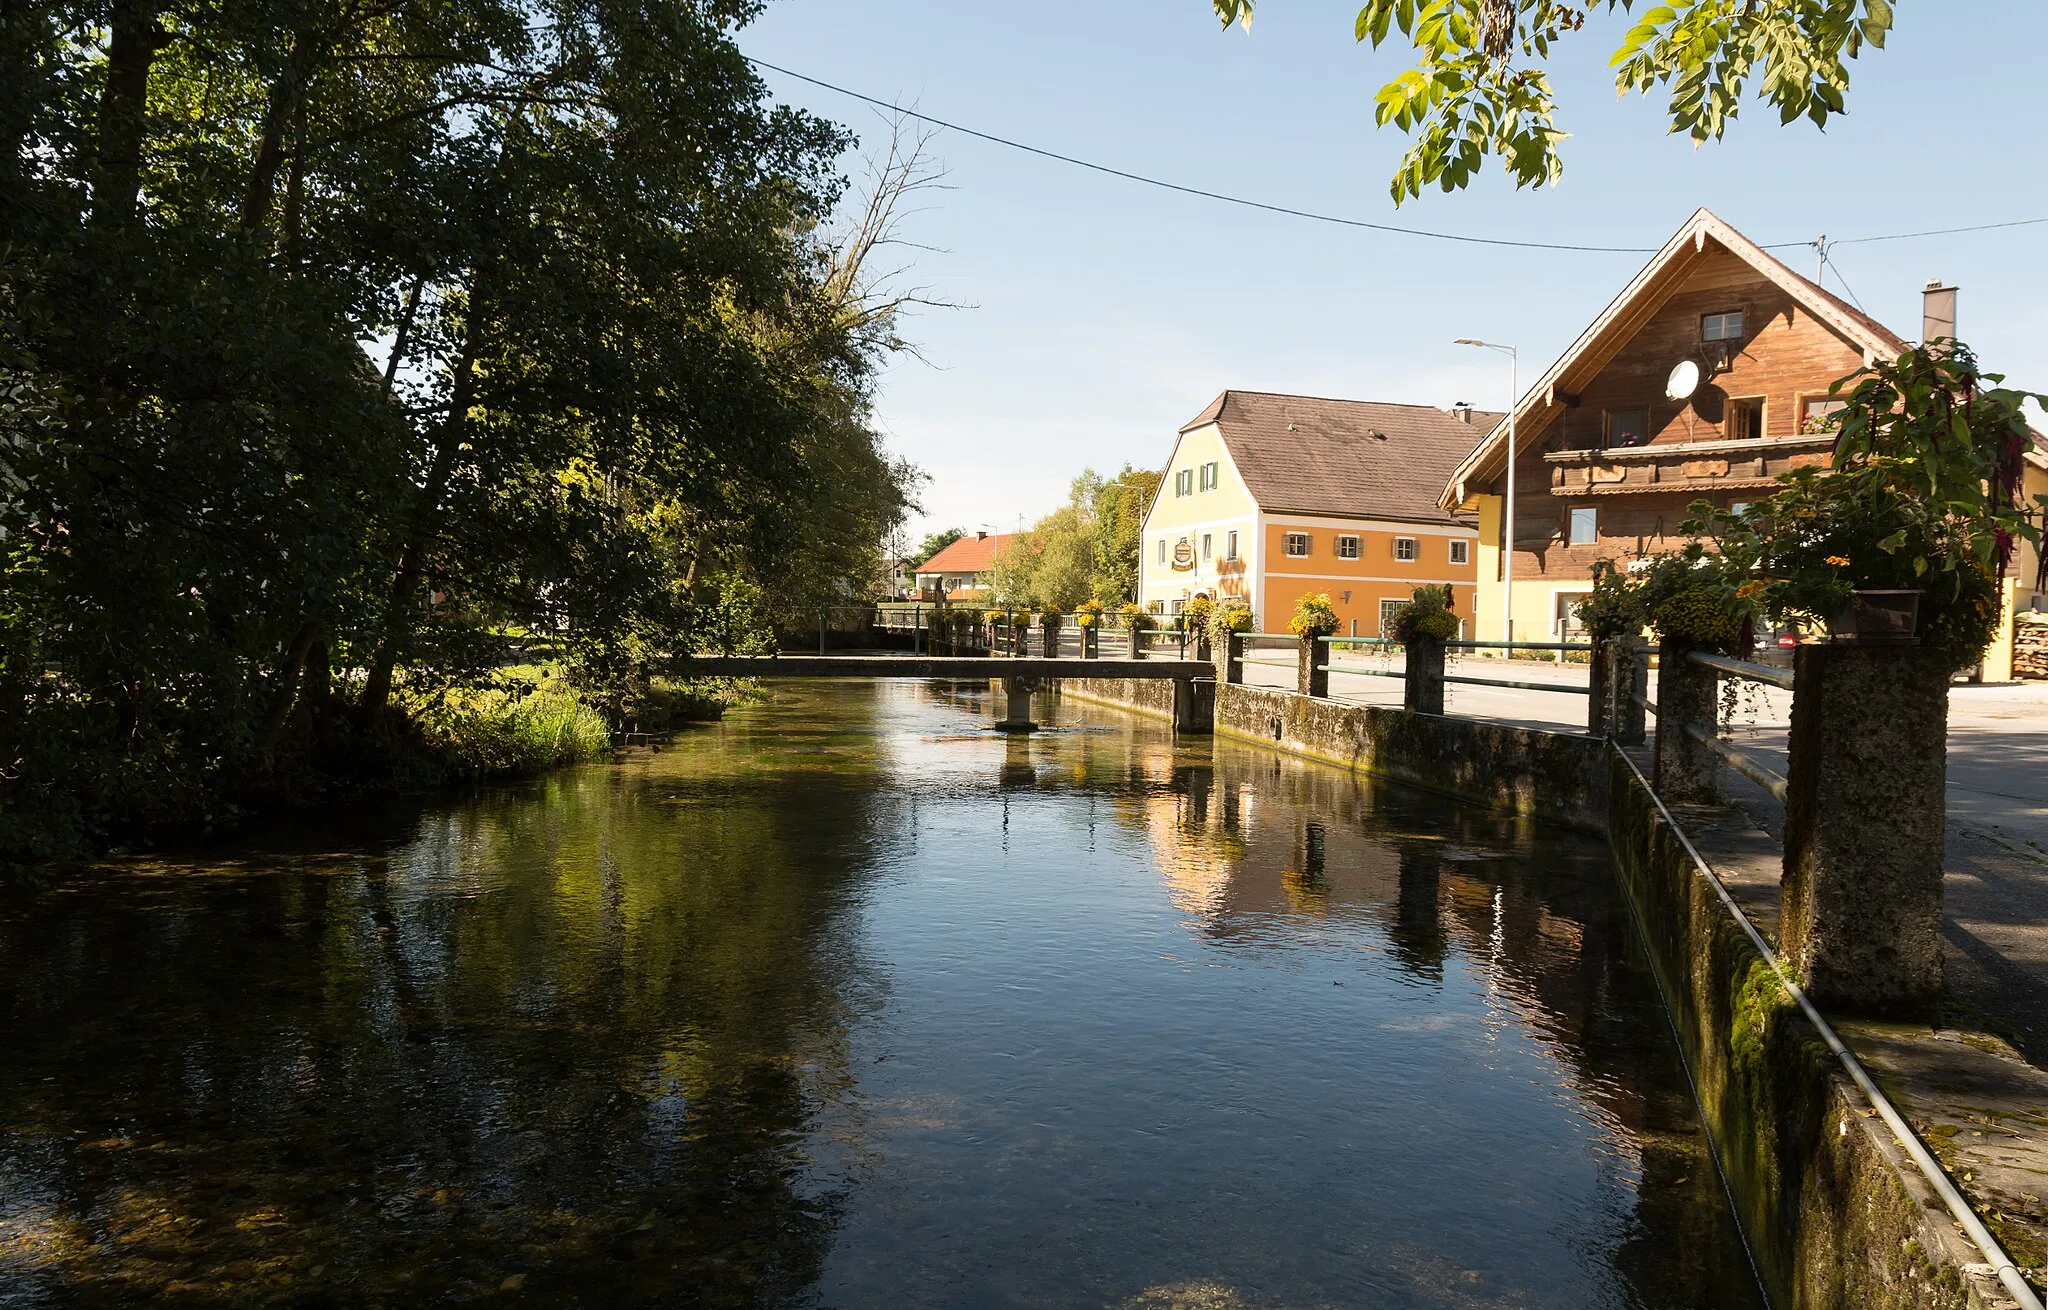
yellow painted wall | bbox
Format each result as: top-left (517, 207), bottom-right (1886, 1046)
top-left (1140, 422), bottom-right (1259, 614)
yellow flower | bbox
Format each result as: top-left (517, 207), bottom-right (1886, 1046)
top-left (1825, 555), bottom-right (1851, 568)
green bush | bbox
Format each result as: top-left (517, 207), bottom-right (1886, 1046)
top-left (1209, 603), bottom-right (1254, 641)
top-left (1391, 584), bottom-right (1459, 642)
top-left (1288, 592), bottom-right (1341, 638)
top-left (411, 676), bottom-right (613, 777)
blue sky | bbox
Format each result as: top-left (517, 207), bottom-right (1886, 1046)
top-left (740, 2), bottom-right (2048, 544)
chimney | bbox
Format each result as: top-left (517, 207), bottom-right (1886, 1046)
top-left (976, 530), bottom-right (986, 540)
top-left (1452, 401), bottom-right (1474, 424)
top-left (1923, 280), bottom-right (1957, 352)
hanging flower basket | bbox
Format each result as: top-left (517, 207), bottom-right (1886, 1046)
top-left (1818, 590), bottom-right (1921, 645)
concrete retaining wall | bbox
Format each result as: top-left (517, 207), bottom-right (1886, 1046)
top-left (1053, 677), bottom-right (1177, 723)
top-left (1607, 754), bottom-right (1993, 1309)
top-left (1214, 684), bottom-right (1610, 834)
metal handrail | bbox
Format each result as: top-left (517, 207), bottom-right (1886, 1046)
top-left (1446, 640), bottom-right (1593, 651)
top-left (1316, 665), bottom-right (1405, 679)
top-left (1633, 694), bottom-right (1659, 717)
top-left (1684, 723), bottom-right (1789, 801)
top-left (1685, 649), bottom-right (1795, 691)
top-left (1239, 656), bottom-right (1299, 669)
top-left (1445, 674), bottom-right (1594, 696)
top-left (1327, 636), bottom-right (1396, 647)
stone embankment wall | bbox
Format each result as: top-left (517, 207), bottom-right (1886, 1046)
top-left (1057, 675), bottom-right (2013, 1310)
top-left (1054, 678), bottom-right (1177, 723)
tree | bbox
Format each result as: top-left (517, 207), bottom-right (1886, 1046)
top-left (993, 471), bottom-right (1103, 610)
top-left (1091, 465), bottom-right (1163, 605)
top-left (915, 529), bottom-right (965, 565)
top-left (1212, 0), bottom-right (1896, 203)
top-left (0, 0), bottom-right (919, 864)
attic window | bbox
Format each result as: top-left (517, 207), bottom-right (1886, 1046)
top-left (1702, 310), bottom-right (1745, 342)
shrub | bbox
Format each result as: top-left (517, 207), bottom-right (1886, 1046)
top-left (413, 676), bottom-right (613, 778)
top-left (1288, 592), bottom-right (1341, 638)
top-left (1391, 584), bottom-right (1459, 642)
top-left (1629, 547), bottom-right (1754, 654)
top-left (1574, 559), bottom-right (1647, 638)
top-left (1209, 602), bottom-right (1254, 641)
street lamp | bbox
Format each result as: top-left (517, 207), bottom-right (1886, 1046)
top-left (1456, 339), bottom-right (1518, 648)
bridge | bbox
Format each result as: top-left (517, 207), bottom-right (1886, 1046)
top-left (678, 655), bottom-right (1215, 732)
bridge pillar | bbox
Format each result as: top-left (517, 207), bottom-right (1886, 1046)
top-left (1173, 677), bottom-right (1215, 735)
top-left (996, 675), bottom-right (1038, 733)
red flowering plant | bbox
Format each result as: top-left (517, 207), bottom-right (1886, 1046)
top-left (1689, 343), bottom-right (2045, 670)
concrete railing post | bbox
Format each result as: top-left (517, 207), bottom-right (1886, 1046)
top-left (1080, 625), bottom-right (1097, 659)
top-left (1586, 634), bottom-right (1611, 737)
top-left (1216, 632), bottom-right (1242, 686)
top-left (1781, 644), bottom-right (1950, 1019)
top-left (1609, 637), bottom-right (1648, 746)
top-left (1652, 639), bottom-right (1721, 803)
top-left (1039, 617), bottom-right (1058, 658)
top-left (1297, 634), bottom-right (1330, 698)
top-left (1404, 634), bottom-right (1446, 715)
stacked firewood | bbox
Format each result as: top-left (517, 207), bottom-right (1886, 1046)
top-left (2014, 612), bottom-right (2048, 680)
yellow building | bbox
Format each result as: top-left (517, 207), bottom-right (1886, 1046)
top-left (1139, 391), bottom-right (1499, 637)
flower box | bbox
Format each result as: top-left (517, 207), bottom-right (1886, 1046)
top-left (1819, 589), bottom-right (1921, 645)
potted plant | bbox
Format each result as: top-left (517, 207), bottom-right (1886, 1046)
top-left (1691, 344), bottom-right (2043, 670)
top-left (1073, 600), bottom-right (1103, 629)
top-left (1628, 546), bottom-right (1757, 656)
top-left (1181, 596), bottom-right (1216, 659)
top-left (1390, 583), bottom-right (1459, 644)
top-left (1289, 592), bottom-right (1341, 696)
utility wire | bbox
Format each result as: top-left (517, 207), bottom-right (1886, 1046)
top-left (750, 56), bottom-right (2048, 259)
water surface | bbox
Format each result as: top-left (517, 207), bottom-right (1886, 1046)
top-left (0, 681), bottom-right (1762, 1307)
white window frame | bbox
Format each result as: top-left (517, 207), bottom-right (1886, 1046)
top-left (1225, 530), bottom-right (1239, 562)
top-left (1157, 539), bottom-right (1167, 564)
top-left (1393, 536), bottom-right (1418, 562)
top-left (1283, 532), bottom-right (1311, 558)
top-left (1378, 598), bottom-right (1405, 639)
top-left (1448, 539), bottom-right (1470, 565)
top-left (1569, 506), bottom-right (1598, 546)
top-left (1335, 535), bottom-right (1361, 560)
top-left (1201, 532), bottom-right (1212, 561)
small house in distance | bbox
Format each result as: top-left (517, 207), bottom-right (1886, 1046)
top-left (1139, 391), bottom-right (1500, 636)
top-left (912, 531), bottom-right (1014, 602)
top-left (1441, 206), bottom-right (2048, 678)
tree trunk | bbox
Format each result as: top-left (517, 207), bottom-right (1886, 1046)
top-left (257, 621), bottom-right (319, 767)
top-left (358, 273), bottom-right (488, 721)
top-left (95, 0), bottom-right (165, 226)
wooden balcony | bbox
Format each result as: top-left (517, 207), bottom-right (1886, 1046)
top-left (1542, 434), bottom-right (1834, 496)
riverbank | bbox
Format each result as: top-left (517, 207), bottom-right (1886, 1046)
top-left (1, 668), bottom-right (747, 877)
top-left (1064, 672), bottom-right (2043, 1308)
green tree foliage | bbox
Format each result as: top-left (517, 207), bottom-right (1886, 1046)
top-left (993, 472), bottom-right (1102, 610)
top-left (1090, 464), bottom-right (1163, 605)
top-left (1211, 0), bottom-right (1895, 202)
top-left (914, 528), bottom-right (965, 565)
top-left (0, 0), bottom-right (915, 864)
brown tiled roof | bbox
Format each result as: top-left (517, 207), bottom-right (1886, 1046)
top-left (916, 532), bottom-right (1016, 574)
top-left (1181, 391), bottom-right (1503, 526)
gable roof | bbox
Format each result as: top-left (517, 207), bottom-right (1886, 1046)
top-left (1180, 390), bottom-right (1503, 527)
top-left (1440, 207), bottom-right (1911, 510)
top-left (916, 532), bottom-right (1015, 575)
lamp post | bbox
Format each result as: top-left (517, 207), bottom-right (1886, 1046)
top-left (1456, 339), bottom-right (1518, 648)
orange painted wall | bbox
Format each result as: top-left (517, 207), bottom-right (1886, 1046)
top-left (1259, 521), bottom-right (1477, 636)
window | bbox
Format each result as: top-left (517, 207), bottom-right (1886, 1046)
top-left (1199, 461), bottom-right (1219, 491)
top-left (1569, 506), bottom-right (1598, 546)
top-left (1225, 530), bottom-right (1239, 561)
top-left (1157, 539), bottom-right (1167, 564)
top-left (1449, 539), bottom-right (1470, 565)
top-left (1379, 598), bottom-right (1406, 639)
top-left (1801, 396), bottom-right (1846, 434)
top-left (1727, 397), bottom-right (1764, 441)
top-left (1174, 469), bottom-right (1193, 497)
top-left (1201, 533), bottom-right (1212, 561)
top-left (1607, 409), bottom-right (1649, 448)
top-left (1702, 310), bottom-right (1745, 342)
top-left (1729, 501), bottom-right (1751, 517)
top-left (1283, 532), bottom-right (1310, 558)
top-left (1335, 535), bottom-right (1361, 560)
top-left (1393, 537), bottom-right (1418, 562)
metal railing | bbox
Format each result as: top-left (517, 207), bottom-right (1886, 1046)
top-left (1682, 648), bottom-right (1793, 799)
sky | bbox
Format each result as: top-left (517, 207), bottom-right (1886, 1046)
top-left (739, 2), bottom-right (2048, 546)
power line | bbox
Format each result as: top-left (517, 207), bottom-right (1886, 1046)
top-left (747, 57), bottom-right (1658, 254)
top-left (749, 56), bottom-right (2048, 259)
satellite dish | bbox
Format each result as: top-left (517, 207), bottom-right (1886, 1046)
top-left (1665, 359), bottom-right (1701, 402)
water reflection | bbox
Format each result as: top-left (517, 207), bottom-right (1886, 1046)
top-left (0, 680), bottom-right (1761, 1308)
